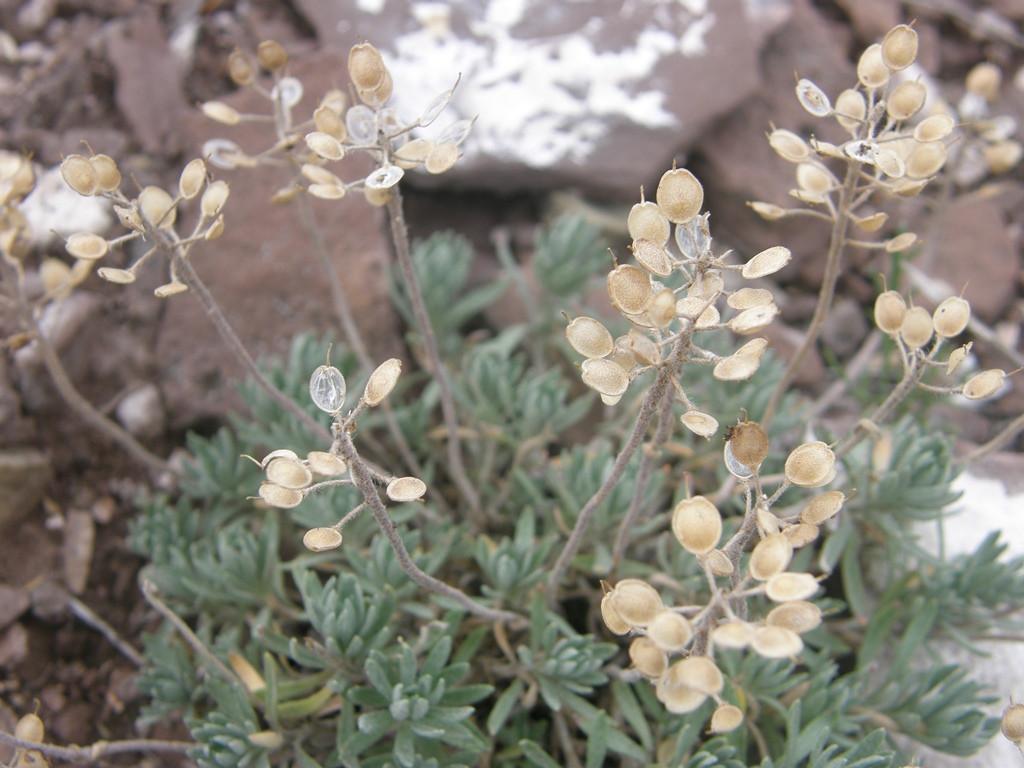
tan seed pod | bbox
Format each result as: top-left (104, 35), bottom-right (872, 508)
top-left (885, 232), bottom-right (917, 253)
top-left (874, 147), bottom-right (906, 178)
top-left (358, 69), bottom-right (393, 106)
top-left (785, 441), bottom-right (836, 488)
top-left (881, 24), bottom-right (918, 71)
top-left (857, 44), bottom-right (889, 90)
top-left (257, 40), bottom-right (288, 71)
top-left (757, 507), bottom-right (780, 536)
top-left (386, 476), bottom-right (426, 502)
top-left (306, 451), bottom-right (346, 476)
top-left (40, 258), bottom-right (71, 296)
top-left (200, 101), bottom-right (241, 125)
top-left (1001, 703), bottom-right (1024, 743)
top-left (749, 201), bottom-right (787, 220)
top-left (610, 578), bottom-right (664, 627)
top-left (982, 140), bottom-right (1024, 175)
top-left (608, 264), bottom-right (653, 315)
top-left (205, 215), bottom-right (226, 240)
top-left (305, 132), bottom-right (346, 161)
top-left (178, 158), bottom-right (207, 200)
top-left (671, 496), bottom-right (722, 555)
top-left (680, 410), bottom-right (718, 439)
top-left (854, 211), bottom-right (889, 232)
top-left (303, 527), bottom-right (343, 552)
top-left (704, 548), bottom-right (734, 576)
top-left (749, 533), bottom-right (793, 580)
top-left (97, 267), bottom-right (136, 284)
top-left (258, 482), bottom-right (303, 509)
top-left (259, 449), bottom-right (300, 466)
top-left (765, 572), bottom-right (820, 602)
top-left (364, 186), bottom-right (391, 206)
top-left (647, 610), bottom-right (693, 652)
top-left (581, 358), bottom-right (630, 397)
top-left (710, 704), bottom-right (744, 734)
top-left (727, 304), bottom-right (778, 335)
top-left (227, 48), bottom-right (254, 86)
top-left (566, 316), bottom-right (614, 358)
top-left (349, 42), bottom-right (387, 91)
top-left (600, 592), bottom-right (631, 635)
top-left (394, 138), bottom-right (435, 168)
top-left (795, 78), bottom-right (831, 117)
top-left (727, 420), bottom-right (769, 469)
top-left (138, 186), bottom-right (177, 229)
top-left (364, 358), bottom-right (402, 406)
top-left (874, 290), bottom-right (907, 334)
top-left (686, 270), bottom-right (724, 300)
top-left (15, 712), bottom-right (44, 743)
top-left (736, 337), bottom-right (769, 359)
top-left (656, 167), bottom-right (703, 224)
top-left (424, 142), bottom-right (460, 174)
top-left (313, 105), bottom-right (347, 141)
top-left (932, 296), bottom-right (970, 338)
top-left (783, 522), bottom-right (820, 549)
top-left (629, 636), bottom-right (668, 679)
top-left (946, 342), bottom-right (972, 375)
top-left (627, 200), bottom-right (670, 245)
top-left (266, 456), bottom-right (313, 489)
top-left (648, 288), bottom-right (678, 329)
top-left (962, 369), bottom-right (1006, 400)
top-left (675, 297), bottom-right (719, 329)
top-left (834, 88), bottom-right (866, 133)
top-left (751, 625), bottom-right (803, 658)
top-left (61, 154), bottom-right (99, 196)
top-left (631, 238), bottom-right (673, 277)
top-left (309, 183), bottom-right (346, 200)
top-left (201, 180), bottom-right (230, 218)
top-left (154, 281), bottom-right (188, 298)
top-left (887, 80), bottom-right (927, 121)
top-left (711, 620), bottom-right (755, 649)
top-left (768, 129), bottom-right (810, 162)
top-left (913, 115), bottom-right (955, 144)
top-left (965, 62), bottom-right (1001, 100)
top-left (800, 491), bottom-right (845, 525)
top-left (767, 601), bottom-right (822, 634)
top-left (627, 328), bottom-right (662, 366)
top-left (905, 140), bottom-right (948, 178)
top-left (796, 163), bottom-right (834, 196)
top-left (302, 163), bottom-right (343, 186)
top-left (668, 656), bottom-right (723, 696)
top-left (65, 232), bottom-right (108, 261)
top-left (656, 679), bottom-right (707, 714)
top-left (90, 154), bottom-right (121, 192)
top-left (900, 305), bottom-right (933, 350)
top-left (742, 245), bottom-right (791, 280)
top-left (728, 288), bottom-right (774, 310)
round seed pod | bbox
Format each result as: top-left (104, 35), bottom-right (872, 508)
top-left (799, 491), bottom-right (845, 525)
top-left (668, 656), bottom-right (723, 696)
top-left (310, 182), bottom-right (347, 200)
top-left (704, 549), bottom-right (734, 576)
top-left (874, 146), bottom-right (906, 178)
top-left (680, 410), bottom-right (718, 439)
top-left (601, 592), bottom-right (631, 635)
top-left (757, 506), bottom-right (781, 536)
top-left (257, 40), bottom-right (288, 71)
top-left (260, 449), bottom-right (300, 466)
top-left (259, 482), bottom-right (303, 509)
top-left (306, 451), bottom-right (346, 476)
top-left (301, 164), bottom-right (342, 186)
top-left (61, 154), bottom-right (99, 196)
top-left (648, 288), bottom-right (677, 329)
top-left (303, 527), bottom-right (343, 552)
top-left (900, 305), bottom-right (934, 350)
top-left (767, 601), bottom-right (822, 634)
top-left (313, 104), bottom-right (347, 141)
top-left (310, 364), bottom-right (346, 412)
top-left (913, 114), bottom-right (955, 144)
top-left (305, 132), bottom-right (346, 161)
top-left (857, 44), bottom-right (889, 90)
top-left (358, 68), bottom-right (393, 106)
top-left (748, 533), bottom-right (793, 580)
top-left (627, 200), bottom-right (670, 246)
top-left (363, 187), bottom-right (391, 206)
top-left (90, 154), bottom-right (121, 192)
top-left (631, 238), bottom-right (673, 277)
top-left (607, 264), bottom-right (653, 315)
top-left (200, 180), bottom-right (230, 218)
top-left (228, 48), bottom-right (254, 86)
top-left (881, 24), bottom-right (917, 71)
top-left (834, 88), bottom-right (866, 133)
top-left (394, 138), bottom-right (435, 169)
top-left (710, 704), bottom-right (744, 734)
top-left (656, 168), bottom-right (703, 224)
top-left (1001, 703), bottom-right (1024, 743)
top-left (671, 496), bottom-right (722, 555)
top-left (751, 626), bottom-right (803, 659)
top-left (711, 620), bottom-right (755, 649)
top-left (629, 636), bottom-right (667, 679)
top-left (728, 288), bottom-right (774, 310)
top-left (179, 158), bottom-right (207, 200)
top-left (723, 442), bottom-right (754, 480)
top-left (765, 572), bottom-right (820, 602)
top-left (138, 186), bottom-right (176, 229)
top-left (962, 369), bottom-right (1006, 400)
top-left (727, 420), bottom-right (769, 470)
top-left (905, 141), bottom-right (948, 179)
top-left (424, 142), bottom-right (460, 174)
top-left (686, 270), bottom-right (724, 301)
top-left (768, 129), bottom-right (809, 162)
top-left (647, 610), bottom-right (693, 652)
top-left (627, 328), bottom-right (662, 366)
top-left (65, 232), bottom-right (108, 261)
top-left (784, 441), bottom-right (836, 488)
top-left (982, 140), bottom-right (1024, 174)
top-left (98, 267), bottom-right (136, 284)
top-left (201, 101), bottom-right (241, 125)
top-left (783, 522), bottom-right (820, 549)
top-left (365, 165), bottom-right (404, 191)
top-left (795, 78), bottom-right (831, 117)
top-left (364, 358), bottom-right (402, 406)
top-left (566, 316), bottom-right (614, 358)
top-left (727, 304), bottom-right (778, 335)
top-left (266, 456), bottom-right (313, 489)
top-left (741, 245), bottom-right (791, 280)
top-left (581, 358), bottom-right (630, 397)
top-left (932, 296), bottom-right (970, 338)
top-left (887, 80), bottom-right (927, 121)
top-left (15, 713), bottom-right (44, 743)
top-left (874, 290), bottom-right (907, 334)
top-left (796, 162), bottom-right (835, 198)
top-left (656, 679), bottom-right (706, 714)
top-left (610, 578), bottom-right (664, 627)
top-left (965, 62), bottom-right (1001, 100)
top-left (349, 42), bottom-right (387, 91)
top-left (386, 476), bottom-right (426, 502)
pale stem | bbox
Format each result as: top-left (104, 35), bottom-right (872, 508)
top-left (835, 355), bottom-right (925, 461)
top-left (57, 586), bottom-right (145, 666)
top-left (0, 730), bottom-right (192, 762)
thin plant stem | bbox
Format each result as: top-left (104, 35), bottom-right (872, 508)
top-left (836, 356), bottom-right (925, 461)
top-left (959, 411), bottom-right (1024, 465)
top-left (0, 730), bottom-right (192, 762)
top-left (59, 587), bottom-right (145, 666)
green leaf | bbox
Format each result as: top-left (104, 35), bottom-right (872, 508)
top-left (519, 739), bottom-right (564, 768)
top-left (488, 678), bottom-right (524, 736)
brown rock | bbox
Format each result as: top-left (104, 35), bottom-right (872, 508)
top-left (0, 585), bottom-right (30, 632)
top-left (0, 450), bottom-right (51, 534)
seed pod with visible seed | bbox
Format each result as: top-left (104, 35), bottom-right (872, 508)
top-left (965, 62), bottom-right (1001, 100)
top-left (795, 79), bottom-right (830, 116)
top-left (61, 154), bottom-right (99, 196)
top-left (767, 601), bottom-right (822, 634)
top-left (364, 358), bottom-right (402, 406)
top-left (65, 232), bottom-right (108, 261)
top-left (932, 296), bottom-right (970, 338)
top-left (627, 200), bottom-right (670, 245)
top-left (672, 496), bottom-right (722, 555)
top-left (785, 441), bottom-right (836, 488)
top-left (90, 154), bottom-right (120, 192)
top-left (834, 88), bottom-right (866, 133)
top-left (783, 522), bottom-right (820, 548)
top-left (305, 132), bottom-right (345, 161)
top-left (857, 44), bottom-right (889, 89)
top-left (1001, 703), bottom-right (1024, 744)
top-left (726, 420), bottom-right (769, 470)
top-left (648, 288), bottom-right (677, 329)
top-left (962, 369), bottom-right (1006, 400)
top-left (265, 456), bottom-right (313, 490)
top-left (138, 186), bottom-right (176, 229)
top-left (349, 43), bottom-right (387, 91)
top-left (741, 246), bottom-right (791, 280)
top-left (765, 572), bottom-right (820, 602)
top-left (647, 610), bottom-right (693, 652)
top-left (712, 620), bottom-right (755, 649)
top-left (749, 533), bottom-right (793, 580)
top-left (874, 290), bottom-right (906, 334)
top-left (656, 168), bottom-right (703, 224)
top-left (307, 451), bottom-right (346, 476)
top-left (303, 527), bottom-right (343, 551)
top-left (669, 656), bottom-right (723, 696)
top-left (680, 410), bottom-right (718, 439)
top-left (887, 80), bottom-right (927, 121)
top-left (566, 316), bottom-right (614, 358)
top-left (601, 592), bottom-right (630, 635)
top-left (768, 129), bottom-right (809, 162)
top-left (881, 24), bottom-right (917, 71)
top-left (631, 238), bottom-right (672, 277)
top-left (711, 704), bottom-right (744, 733)
top-left (704, 548), bottom-right (734, 576)
top-left (906, 141), bottom-right (948, 178)
top-left (900, 305), bottom-right (933, 350)
top-left (257, 40), bottom-right (288, 71)
top-left (259, 482), bottom-right (303, 509)
top-left (610, 578), bottom-right (663, 627)
top-left (228, 48), bottom-right (254, 86)
top-left (394, 138), bottom-right (435, 169)
top-left (629, 636), bottom-right (667, 679)
top-left (800, 491), bottom-right (845, 525)
top-left (751, 625), bottom-right (803, 658)
top-left (607, 264), bottom-right (652, 315)
top-left (313, 105), bottom-right (346, 141)
top-left (387, 476), bottom-right (426, 502)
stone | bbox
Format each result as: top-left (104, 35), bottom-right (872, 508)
top-left (0, 585), bottom-right (30, 632)
top-left (0, 450), bottom-right (51, 534)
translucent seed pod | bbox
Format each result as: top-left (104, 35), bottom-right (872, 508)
top-left (656, 679), bottom-right (707, 714)
top-left (607, 264), bottom-right (653, 315)
top-left (751, 625), bottom-right (803, 658)
top-left (713, 351), bottom-right (760, 381)
top-left (765, 572), bottom-right (820, 602)
top-left (723, 442), bottom-right (754, 480)
top-left (310, 364), bottom-right (346, 413)
top-left (885, 232), bottom-right (917, 253)
top-left (768, 129), bottom-right (810, 162)
top-left (727, 304), bottom-right (778, 335)
top-left (306, 451), bottom-right (346, 476)
top-left (257, 40), bottom-right (288, 71)
top-left (1001, 703), bottom-right (1024, 744)
top-left (874, 290), bottom-right (907, 334)
top-left (800, 490), bottom-right (846, 525)
top-left (600, 592), bottom-right (631, 635)
top-left (627, 200), bottom-right (670, 245)
top-left (669, 656), bottom-right (723, 696)
top-left (727, 420), bottom-right (769, 470)
top-left (671, 496), bottom-right (722, 555)
top-left (631, 238), bottom-right (673, 277)
top-left (900, 305), bottom-right (934, 350)
top-left (61, 154), bottom-right (99, 196)
top-left (748, 533), bottom-right (793, 580)
top-left (98, 267), bottom-right (136, 284)
top-left (418, 85), bottom-right (455, 127)
top-left (711, 620), bottom-right (755, 649)
top-left (857, 44), bottom-right (889, 90)
top-left (646, 610), bottom-right (693, 653)
top-left (795, 79), bottom-right (831, 117)
top-left (303, 527), bottom-right (343, 552)
top-left (365, 165), bottom-right (404, 190)
top-left (946, 342), bottom-right (972, 375)
top-left (656, 167), bottom-right (703, 224)
top-left (138, 186), bottom-right (177, 229)
top-left (305, 132), bottom-right (346, 161)
top-left (65, 232), bottom-right (108, 261)
top-left (887, 80), bottom-right (927, 122)
top-left (581, 358), bottom-right (630, 398)
top-left (90, 154), bottom-right (121, 192)
top-left (680, 410), bottom-right (719, 439)
top-left (610, 578), bottom-right (663, 627)
top-left (201, 101), bottom-right (241, 125)
top-left (704, 548), bottom-right (734, 576)
top-left (783, 522), bottom-right (820, 549)
top-left (364, 358), bottom-right (402, 406)
top-left (424, 142), bottom-right (460, 174)
top-left (932, 296), bottom-right (971, 338)
top-left (648, 288), bottom-right (678, 330)
top-left (767, 601), bottom-right (822, 634)
top-left (259, 482), bottom-right (304, 509)
top-left (741, 245), bottom-right (791, 280)
top-left (629, 636), bottom-right (668, 679)
top-left (881, 24), bottom-right (918, 71)
top-left (784, 441), bottom-right (836, 488)
top-left (627, 328), bottom-right (662, 366)
top-left (965, 62), bottom-right (1001, 101)
top-left (436, 117), bottom-right (476, 147)
top-left (15, 712), bottom-right (44, 743)
top-left (386, 476), bottom-right (427, 502)
top-left (962, 369), bottom-right (1006, 400)
top-left (227, 48), bottom-right (254, 86)
top-left (728, 288), bottom-right (774, 310)
top-left (271, 77), bottom-right (303, 108)
top-left (565, 316), bottom-right (614, 358)
top-left (200, 180), bottom-right (230, 218)
top-left (710, 704), bottom-right (744, 734)
top-left (348, 42), bottom-right (387, 91)
top-left (905, 141), bottom-right (948, 179)
top-left (834, 88), bottom-right (867, 133)
top-left (179, 158), bottom-right (207, 200)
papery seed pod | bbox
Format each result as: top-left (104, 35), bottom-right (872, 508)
top-left (736, 337), bottom-right (769, 359)
top-left (900, 305), bottom-right (933, 350)
top-left (686, 270), bottom-right (724, 301)
top-left (751, 625), bottom-right (803, 658)
top-left (365, 165), bottom-right (404, 190)
top-left (834, 88), bottom-right (867, 133)
top-left (1001, 703), bottom-right (1024, 743)
top-left (857, 43), bottom-right (889, 90)
top-left (205, 214), bottom-right (225, 239)
top-left (783, 522), bottom-right (820, 548)
top-left (963, 369), bottom-right (1006, 400)
top-left (266, 456), bottom-right (313, 489)
top-left (965, 62), bottom-right (1001, 100)
top-left (394, 138), bottom-right (435, 169)
top-left (874, 290), bottom-right (907, 334)
top-left (723, 441), bottom-right (754, 480)
top-left (767, 600), bottom-right (822, 634)
top-left (565, 316), bottom-right (614, 358)
top-left (259, 482), bottom-right (303, 509)
top-left (65, 232), bottom-right (108, 261)
top-left (364, 186), bottom-right (390, 206)
top-left (90, 154), bottom-right (121, 192)
top-left (310, 364), bottom-right (346, 412)
top-left (887, 80), bottom-right (927, 121)
top-left (306, 451), bottom-right (346, 476)
top-left (600, 592), bottom-right (631, 635)
top-left (631, 238), bottom-right (672, 277)
top-left (419, 85), bottom-right (455, 126)
top-left (608, 264), bottom-right (653, 314)
top-left (669, 656), bottom-right (723, 695)
top-left (796, 163), bottom-right (834, 196)
top-left (885, 232), bottom-right (917, 253)
top-left (257, 40), bottom-right (288, 71)
top-left (358, 68), bottom-right (393, 106)
top-left (749, 533), bottom-right (793, 580)
top-left (259, 449), bottom-right (300, 466)
top-left (765, 572), bottom-right (820, 602)
top-left (726, 420), bottom-right (769, 470)
top-left (913, 114), bottom-right (955, 144)
top-left (874, 146), bottom-right (906, 178)
top-left (313, 105), bottom-right (346, 141)
top-left (757, 506), bottom-right (781, 536)
top-left (364, 358), bottom-right (402, 406)
top-left (675, 297), bottom-right (719, 329)
top-left (40, 258), bottom-right (71, 296)
top-left (905, 141), bottom-right (948, 178)
top-left (301, 164), bottom-right (342, 186)
top-left (656, 168), bottom-right (703, 224)
top-left (627, 328), bottom-right (662, 366)
top-left (932, 296), bottom-right (970, 338)
top-left (671, 496), bottom-right (722, 555)
top-left (61, 154), bottom-right (99, 196)
top-left (854, 211), bottom-right (889, 232)
top-left (728, 288), bottom-right (774, 310)
top-left (710, 704), bottom-right (744, 734)
top-left (610, 578), bottom-right (663, 627)
top-left (680, 410), bottom-right (718, 439)
top-left (800, 490), bottom-right (845, 525)
top-left (200, 180), bottom-right (230, 218)
top-left (711, 620), bottom-right (755, 649)
top-left (946, 342), bottom-right (972, 375)
top-left (201, 101), bottom-right (241, 126)
top-left (656, 679), bottom-right (707, 714)
top-left (768, 129), bottom-right (810, 162)
top-left (705, 548), bottom-right (734, 576)
top-left (784, 441), bottom-right (836, 488)
top-left (795, 78), bottom-right (831, 117)
top-left (647, 610), bottom-right (693, 652)
top-left (305, 132), bottom-right (345, 161)
top-left (303, 527), bottom-right (343, 552)
top-left (154, 281), bottom-right (188, 298)
top-left (424, 142), bottom-right (460, 174)
top-left (749, 201), bottom-right (787, 220)
top-left (581, 358), bottom-right (630, 397)
top-left (203, 138), bottom-right (255, 170)
top-left (308, 183), bottom-right (345, 200)
top-left (627, 200), bottom-right (670, 245)
top-left (727, 304), bottom-right (778, 335)
top-left (741, 245), bottom-right (791, 280)
top-left (648, 288), bottom-right (677, 329)
top-left (97, 267), bottom-right (136, 284)
top-left (982, 140), bottom-right (1024, 174)
top-left (178, 158), bottom-right (207, 200)
top-left (436, 117), bottom-right (475, 146)
top-left (228, 48), bottom-right (254, 86)
top-left (15, 712), bottom-right (44, 743)
top-left (137, 186), bottom-right (177, 229)
top-left (349, 42), bottom-right (387, 91)
top-left (387, 476), bottom-right (427, 502)
top-left (629, 636), bottom-right (667, 679)
top-left (271, 77), bottom-right (303, 108)
top-left (881, 24), bottom-right (917, 71)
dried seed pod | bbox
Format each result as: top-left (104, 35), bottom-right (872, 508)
top-left (946, 342), bottom-right (972, 375)
top-left (581, 358), bottom-right (630, 397)
top-left (675, 297), bottom-right (719, 329)
top-left (271, 77), bottom-right (303, 108)
top-left (857, 43), bottom-right (889, 90)
top-left (364, 358), bottom-right (402, 406)
top-left (200, 180), bottom-right (230, 218)
top-left (313, 104), bottom-right (347, 141)
top-left (627, 328), bottom-right (662, 366)
top-left (629, 636), bottom-right (667, 679)
top-left (138, 186), bottom-right (176, 229)
top-left (783, 522), bottom-right (820, 549)
top-left (913, 114), bottom-right (955, 144)
top-left (607, 264), bottom-right (653, 314)
top-left (887, 80), bottom-right (927, 121)
top-left (90, 154), bottom-right (121, 192)
top-left (765, 572), bottom-right (820, 602)
top-left (900, 305), bottom-right (933, 350)
top-left (364, 186), bottom-right (390, 206)
top-left (741, 245), bottom-right (791, 280)
top-left (885, 232), bottom-right (917, 253)
top-left (834, 88), bottom-right (866, 133)
top-left (728, 288), bottom-right (774, 310)
top-left (40, 258), bottom-right (71, 296)
top-left (767, 601), bottom-right (822, 634)
top-left (61, 154), bottom-right (99, 196)
top-left (631, 238), bottom-right (673, 277)
top-left (1001, 703), bottom-right (1024, 744)
top-left (795, 78), bottom-right (831, 117)
top-left (748, 533), bottom-right (793, 580)
top-left (201, 101), bottom-right (241, 125)
top-left (800, 491), bottom-right (845, 525)
top-left (627, 200), bottom-right (670, 245)
top-left (727, 420), bottom-right (769, 470)
top-left (365, 165), bottom-right (404, 190)
top-left (302, 164), bottom-right (342, 186)
top-left (784, 441), bottom-right (836, 488)
top-left (308, 183), bottom-right (346, 200)
top-left (98, 267), bottom-right (136, 284)
top-left (874, 146), bottom-right (906, 178)
top-left (962, 369), bottom-right (1006, 400)
top-left (647, 610), bottom-right (693, 652)
top-left (394, 138), bottom-right (435, 168)
top-left (796, 162), bottom-right (834, 197)
top-left (965, 62), bottom-right (1001, 100)
top-left (349, 42), bottom-right (387, 91)
top-left (656, 679), bottom-right (707, 714)
top-left (749, 201), bottom-right (787, 220)
top-left (424, 142), bottom-right (460, 174)
top-left (881, 24), bottom-right (917, 71)
top-left (723, 442), bottom-right (754, 480)
top-left (306, 451), bottom-right (346, 476)
top-left (710, 704), bottom-right (744, 734)
top-left (358, 68), bottom-right (393, 106)
top-left (874, 290), bottom-right (907, 334)
top-left (259, 482), bottom-right (303, 509)
top-left (228, 48), bottom-right (254, 86)
top-left (15, 712), bottom-right (44, 743)
top-left (982, 140), bottom-right (1024, 174)
top-left (386, 476), bottom-right (426, 502)
top-left (932, 296), bottom-right (970, 338)
top-left (259, 449), bottom-right (300, 466)
top-left (905, 141), bottom-right (948, 179)
top-left (601, 592), bottom-right (630, 635)
top-left (757, 507), bottom-right (780, 536)
top-left (854, 211), bottom-right (889, 232)
top-left (178, 158), bottom-right (207, 200)
top-left (305, 132), bottom-right (346, 161)
top-left (727, 304), bottom-right (778, 335)
top-left (711, 620), bottom-right (755, 649)
top-left (671, 496), bottom-right (722, 555)
top-left (310, 364), bottom-right (346, 412)
top-left (265, 456), bottom-right (313, 489)
top-left (751, 625), bottom-right (803, 658)
top-left (656, 168), bottom-right (703, 224)
top-left (704, 548), bottom-right (734, 576)
top-left (669, 656), bottom-right (723, 695)
top-left (680, 410), bottom-right (718, 439)
top-left (768, 129), bottom-right (809, 162)
top-left (648, 288), bottom-right (677, 329)
top-left (65, 232), bottom-right (108, 261)
top-left (736, 337), bottom-right (769, 359)
top-left (155, 281), bottom-right (188, 297)
top-left (610, 578), bottom-right (663, 627)
top-left (303, 527), bottom-right (343, 552)
top-left (257, 40), bottom-right (288, 71)
top-left (565, 316), bottom-right (614, 358)
top-left (686, 270), bottom-right (724, 301)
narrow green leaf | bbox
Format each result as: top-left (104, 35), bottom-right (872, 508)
top-left (519, 739), bottom-right (563, 768)
top-left (585, 712), bottom-right (609, 768)
top-left (891, 597), bottom-right (938, 671)
top-left (488, 678), bottom-right (524, 735)
top-left (611, 679), bottom-right (654, 751)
